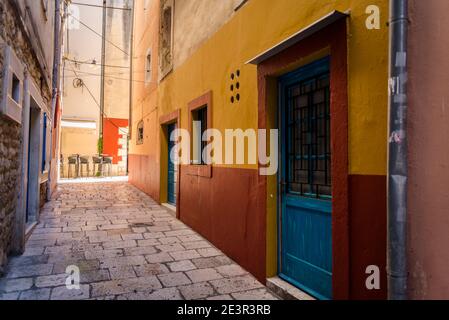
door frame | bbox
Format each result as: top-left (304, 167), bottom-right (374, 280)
top-left (277, 57), bottom-right (333, 300)
top-left (13, 77), bottom-right (44, 253)
top-left (159, 109), bottom-right (181, 218)
top-left (27, 102), bottom-right (43, 224)
top-left (257, 19), bottom-right (349, 299)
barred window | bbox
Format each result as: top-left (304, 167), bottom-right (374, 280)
top-left (137, 120), bottom-right (144, 145)
top-left (286, 72), bottom-right (331, 199)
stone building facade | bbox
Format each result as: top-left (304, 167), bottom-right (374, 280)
top-left (0, 0), bottom-right (60, 274)
top-left (0, 92), bottom-right (21, 275)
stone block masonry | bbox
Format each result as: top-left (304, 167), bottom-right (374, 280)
top-left (0, 33), bottom-right (21, 274)
top-left (0, 116), bottom-right (21, 275)
top-left (0, 0), bottom-right (53, 273)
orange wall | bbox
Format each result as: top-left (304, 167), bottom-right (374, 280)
top-left (128, 0), bottom-right (161, 201)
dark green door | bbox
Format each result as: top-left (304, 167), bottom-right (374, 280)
top-left (167, 123), bottom-right (177, 205)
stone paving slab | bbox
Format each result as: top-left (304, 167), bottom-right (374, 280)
top-left (0, 182), bottom-right (279, 300)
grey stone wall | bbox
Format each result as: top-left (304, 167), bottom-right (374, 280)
top-left (0, 115), bottom-right (21, 275)
top-left (0, 41), bottom-right (21, 274)
top-left (0, 0), bottom-right (53, 274)
top-left (0, 1), bottom-right (52, 101)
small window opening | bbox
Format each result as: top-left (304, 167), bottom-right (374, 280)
top-left (137, 121), bottom-right (144, 145)
top-left (11, 74), bottom-right (20, 104)
top-left (192, 107), bottom-right (207, 165)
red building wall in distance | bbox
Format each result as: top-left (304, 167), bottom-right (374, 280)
top-left (103, 118), bottom-right (128, 164)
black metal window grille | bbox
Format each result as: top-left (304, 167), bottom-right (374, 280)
top-left (286, 72), bottom-right (331, 199)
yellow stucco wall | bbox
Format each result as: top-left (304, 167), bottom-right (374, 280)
top-left (60, 127), bottom-right (98, 176)
top-left (173, 0), bottom-right (247, 69)
top-left (155, 0), bottom-right (388, 175)
top-left (131, 0), bottom-right (389, 278)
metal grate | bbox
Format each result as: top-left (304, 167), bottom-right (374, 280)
top-left (286, 72), bottom-right (331, 199)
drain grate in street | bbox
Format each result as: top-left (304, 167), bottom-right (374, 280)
top-left (129, 222), bottom-right (154, 228)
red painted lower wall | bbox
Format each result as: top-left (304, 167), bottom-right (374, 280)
top-left (179, 166), bottom-right (266, 283)
top-left (103, 118), bottom-right (128, 164)
top-left (349, 174), bottom-right (387, 299)
top-left (128, 154), bottom-right (160, 202)
top-left (130, 165), bottom-right (387, 299)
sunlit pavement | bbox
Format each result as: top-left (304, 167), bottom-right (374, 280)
top-left (0, 182), bottom-right (279, 300)
top-left (58, 176), bottom-right (129, 184)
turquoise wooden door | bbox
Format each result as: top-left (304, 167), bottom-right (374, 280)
top-left (279, 57), bottom-right (332, 300)
top-left (167, 123), bottom-right (177, 206)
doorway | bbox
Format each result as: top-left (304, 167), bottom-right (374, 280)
top-left (278, 57), bottom-right (332, 299)
top-left (167, 122), bottom-right (177, 206)
top-left (26, 98), bottom-right (42, 224)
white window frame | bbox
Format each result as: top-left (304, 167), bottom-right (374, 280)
top-left (1, 43), bottom-right (25, 124)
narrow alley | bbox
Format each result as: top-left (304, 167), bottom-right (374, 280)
top-left (0, 181), bottom-right (278, 300)
top-left (3, 0), bottom-right (449, 305)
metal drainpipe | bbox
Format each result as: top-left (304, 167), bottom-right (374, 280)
top-left (387, 0), bottom-right (409, 300)
top-left (100, 0), bottom-right (107, 140)
top-left (127, 0), bottom-right (135, 175)
top-left (47, 0), bottom-right (63, 200)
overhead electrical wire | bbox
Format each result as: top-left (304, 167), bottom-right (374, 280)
top-left (70, 2), bottom-right (132, 11)
top-left (64, 57), bottom-right (130, 69)
top-left (63, 68), bottom-right (147, 83)
top-left (64, 2), bottom-right (134, 137)
top-left (67, 13), bottom-right (130, 56)
top-left (66, 62), bottom-right (130, 136)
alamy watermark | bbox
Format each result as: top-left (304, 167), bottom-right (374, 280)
top-left (169, 125), bottom-right (279, 176)
top-left (365, 265), bottom-right (381, 290)
top-left (65, 265), bottom-right (80, 290)
top-left (366, 5), bottom-right (381, 30)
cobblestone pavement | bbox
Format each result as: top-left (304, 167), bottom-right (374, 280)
top-left (0, 182), bottom-right (279, 300)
